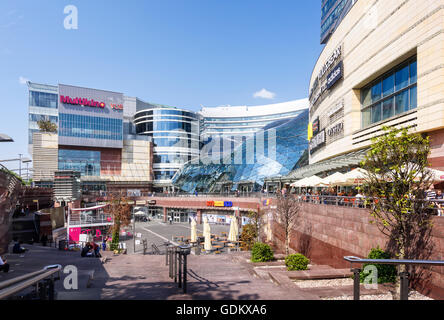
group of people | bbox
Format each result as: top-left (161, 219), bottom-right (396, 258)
top-left (426, 186), bottom-right (444, 216)
top-left (80, 242), bottom-right (102, 258)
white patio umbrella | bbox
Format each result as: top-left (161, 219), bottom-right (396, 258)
top-left (302, 175), bottom-right (325, 187)
top-left (203, 216), bottom-right (212, 251)
top-left (291, 177), bottom-right (310, 188)
top-left (323, 172), bottom-right (347, 186)
top-left (190, 218), bottom-right (197, 243)
top-left (228, 218), bottom-right (236, 242)
top-left (337, 168), bottom-right (368, 186)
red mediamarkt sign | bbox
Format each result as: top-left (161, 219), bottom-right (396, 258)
top-left (60, 95), bottom-right (106, 108)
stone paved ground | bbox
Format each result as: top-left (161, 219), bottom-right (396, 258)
top-left (0, 243), bottom-right (320, 300)
top-left (99, 252), bottom-right (320, 300)
top-left (123, 221), bottom-right (232, 254)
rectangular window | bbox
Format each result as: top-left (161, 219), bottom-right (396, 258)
top-left (410, 61), bottom-right (417, 84)
top-left (382, 74), bottom-right (394, 97)
top-left (395, 90), bottom-right (409, 114)
top-left (371, 83), bottom-right (381, 104)
top-left (382, 98), bottom-right (394, 120)
top-left (410, 86), bottom-right (417, 110)
top-left (362, 107), bottom-right (371, 128)
top-left (395, 64), bottom-right (409, 91)
top-left (371, 103), bottom-right (381, 124)
top-left (361, 57), bottom-right (417, 128)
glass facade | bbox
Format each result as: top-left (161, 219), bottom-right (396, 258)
top-left (29, 114), bottom-right (58, 123)
top-left (321, 0), bottom-right (356, 44)
top-left (29, 91), bottom-right (58, 109)
top-left (173, 110), bottom-right (309, 193)
top-left (134, 107), bottom-right (200, 185)
top-left (58, 149), bottom-right (101, 176)
top-left (59, 113), bottom-right (123, 141)
top-left (361, 57), bottom-right (417, 128)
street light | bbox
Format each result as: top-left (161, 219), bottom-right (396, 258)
top-left (22, 159), bottom-right (32, 183)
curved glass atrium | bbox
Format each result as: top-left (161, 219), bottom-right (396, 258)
top-left (172, 109), bottom-right (309, 193)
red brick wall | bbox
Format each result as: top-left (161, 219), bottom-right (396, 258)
top-left (268, 203), bottom-right (444, 299)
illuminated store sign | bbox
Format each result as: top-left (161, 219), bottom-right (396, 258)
top-left (326, 61), bottom-right (343, 90)
top-left (309, 130), bottom-right (326, 154)
top-left (60, 95), bottom-right (105, 108)
top-left (312, 118), bottom-right (320, 135)
top-left (207, 201), bottom-right (233, 208)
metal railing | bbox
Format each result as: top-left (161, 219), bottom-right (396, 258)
top-left (166, 244), bottom-right (191, 294)
top-left (344, 256), bottom-right (444, 300)
top-left (0, 264), bottom-right (62, 300)
top-left (299, 195), bottom-right (444, 216)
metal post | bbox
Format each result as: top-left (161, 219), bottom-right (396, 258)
top-left (47, 278), bottom-right (55, 300)
top-left (178, 251), bottom-right (182, 288)
top-left (400, 271), bottom-right (410, 301)
top-left (174, 247), bottom-right (178, 283)
top-left (169, 247), bottom-right (173, 278)
top-left (183, 250), bottom-right (188, 294)
top-left (133, 216), bottom-right (136, 254)
top-left (352, 268), bottom-right (361, 300)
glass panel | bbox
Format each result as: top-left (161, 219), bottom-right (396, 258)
top-left (410, 86), bottom-right (417, 110)
top-left (395, 64), bottom-right (409, 90)
top-left (382, 74), bottom-right (394, 97)
top-left (395, 90), bottom-right (409, 114)
top-left (382, 97), bottom-right (394, 120)
top-left (410, 60), bottom-right (417, 84)
top-left (371, 82), bottom-right (381, 103)
top-left (361, 87), bottom-right (372, 107)
top-left (362, 107), bottom-right (371, 128)
top-left (371, 103), bottom-right (382, 124)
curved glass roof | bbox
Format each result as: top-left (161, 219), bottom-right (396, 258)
top-left (172, 110), bottom-right (309, 193)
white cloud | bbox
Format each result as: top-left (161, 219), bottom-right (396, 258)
top-left (253, 88), bottom-right (276, 100)
top-left (19, 76), bottom-right (30, 85)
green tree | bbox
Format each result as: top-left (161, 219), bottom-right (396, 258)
top-left (37, 119), bottom-right (58, 133)
top-left (360, 126), bottom-right (435, 297)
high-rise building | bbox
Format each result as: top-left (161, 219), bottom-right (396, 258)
top-left (321, 0), bottom-right (357, 44)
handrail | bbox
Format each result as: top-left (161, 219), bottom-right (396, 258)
top-left (343, 256), bottom-right (444, 300)
top-left (344, 256), bottom-right (444, 267)
top-left (0, 265), bottom-right (61, 300)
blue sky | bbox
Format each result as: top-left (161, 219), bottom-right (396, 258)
top-left (0, 0), bottom-right (322, 167)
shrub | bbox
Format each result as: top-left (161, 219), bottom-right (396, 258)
top-left (285, 253), bottom-right (310, 271)
top-left (239, 224), bottom-right (257, 251)
top-left (359, 247), bottom-right (397, 284)
top-left (251, 242), bottom-right (274, 262)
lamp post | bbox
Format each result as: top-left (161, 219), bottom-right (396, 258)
top-left (18, 154), bottom-right (23, 179)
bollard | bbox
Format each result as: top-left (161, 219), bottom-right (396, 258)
top-left (174, 247), bottom-right (178, 283)
top-left (400, 271), bottom-right (410, 301)
top-left (178, 251), bottom-right (182, 289)
top-left (352, 268), bottom-right (361, 300)
top-left (169, 247), bottom-right (173, 278)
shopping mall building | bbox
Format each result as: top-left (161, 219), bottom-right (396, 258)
top-left (274, 0), bottom-right (444, 186)
top-left (28, 82), bottom-right (309, 195)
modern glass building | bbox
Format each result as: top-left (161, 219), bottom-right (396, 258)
top-left (28, 82), bottom-right (59, 154)
top-left (29, 83), bottom-right (153, 195)
top-left (134, 107), bottom-right (200, 190)
top-left (199, 99), bottom-right (308, 163)
top-left (173, 109), bottom-right (309, 193)
top-left (321, 0), bottom-right (357, 44)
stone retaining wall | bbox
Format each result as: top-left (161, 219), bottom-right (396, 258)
top-left (267, 203), bottom-right (444, 299)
